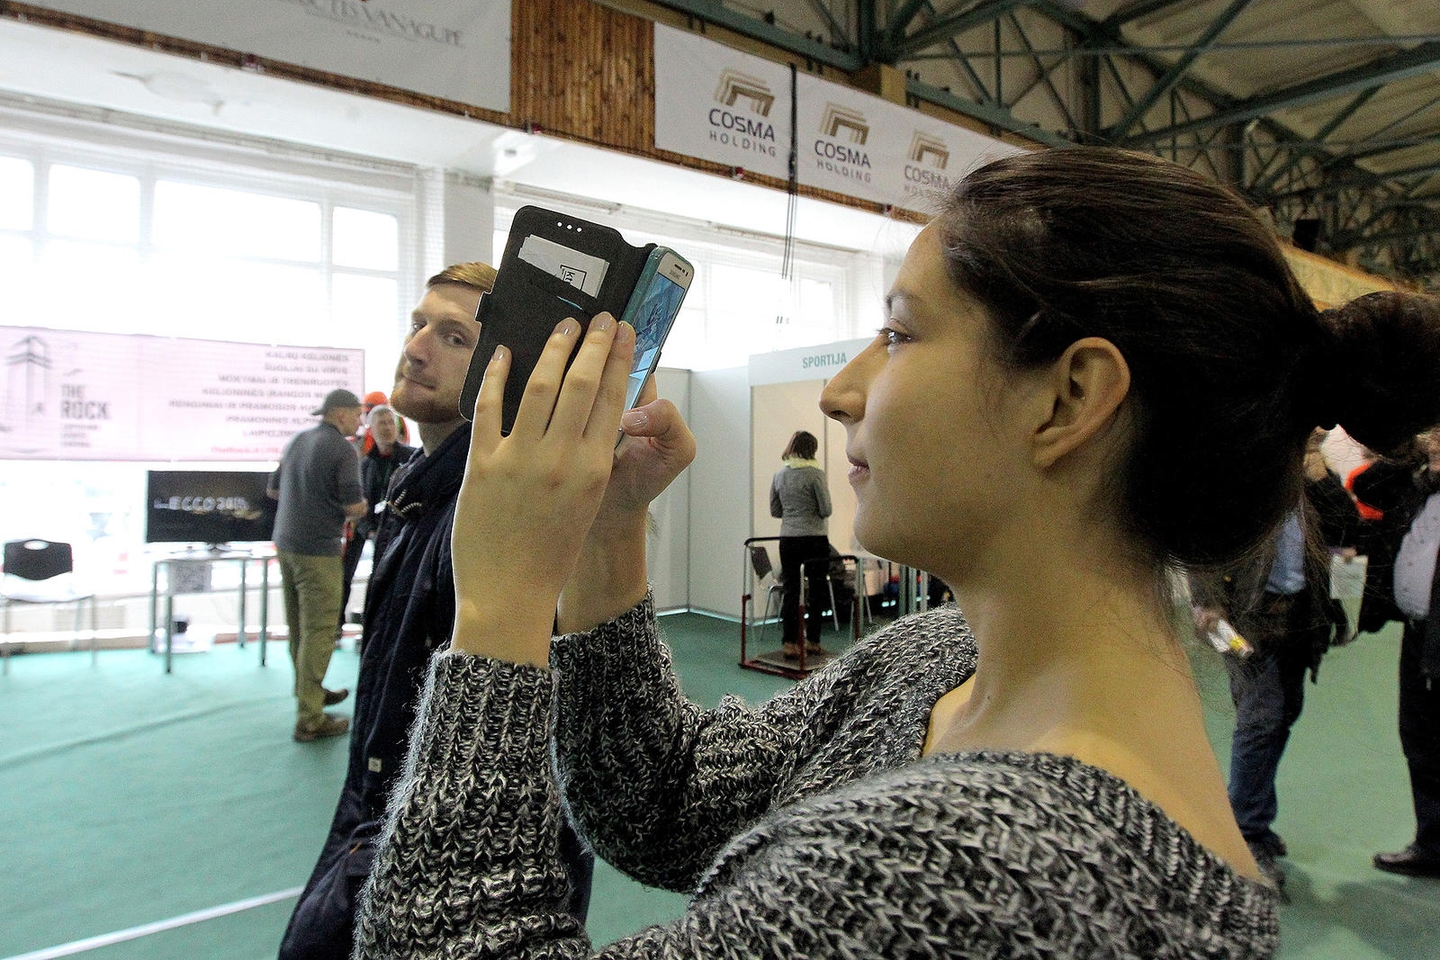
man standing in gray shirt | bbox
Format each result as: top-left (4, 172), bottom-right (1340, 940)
top-left (269, 388), bottom-right (367, 742)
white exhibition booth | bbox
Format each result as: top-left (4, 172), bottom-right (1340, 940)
top-left (644, 335), bottom-right (885, 620)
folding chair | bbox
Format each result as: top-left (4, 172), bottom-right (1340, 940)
top-left (2, 539), bottom-right (98, 673)
top-left (749, 544), bottom-right (785, 647)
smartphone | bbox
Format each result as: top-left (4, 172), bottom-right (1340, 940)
top-left (619, 247), bottom-right (693, 410)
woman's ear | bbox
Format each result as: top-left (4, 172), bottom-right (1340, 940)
top-left (1031, 337), bottom-right (1130, 468)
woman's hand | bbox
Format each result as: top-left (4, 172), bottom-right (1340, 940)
top-left (450, 314), bottom-right (635, 664)
top-left (558, 377), bottom-right (697, 633)
top-left (598, 377), bottom-right (698, 529)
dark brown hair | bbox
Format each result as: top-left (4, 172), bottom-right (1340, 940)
top-left (939, 147), bottom-right (1440, 568)
top-left (784, 430), bottom-right (819, 461)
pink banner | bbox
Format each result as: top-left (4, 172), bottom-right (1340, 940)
top-left (1, 326), bottom-right (363, 461)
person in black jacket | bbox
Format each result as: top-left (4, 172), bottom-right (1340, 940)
top-left (279, 261), bottom-right (593, 959)
top-left (1351, 429), bottom-right (1440, 877)
top-left (338, 403), bottom-right (416, 640)
top-left (1193, 428), bottom-right (1359, 892)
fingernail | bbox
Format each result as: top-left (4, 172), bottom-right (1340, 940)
top-left (593, 314), bottom-right (615, 333)
top-left (490, 345), bottom-right (507, 365)
top-left (621, 408), bottom-right (649, 432)
top-left (558, 319), bottom-right (580, 336)
top-left (615, 321), bottom-right (634, 343)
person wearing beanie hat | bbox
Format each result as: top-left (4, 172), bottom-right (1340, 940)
top-left (268, 387), bottom-right (366, 743)
top-left (354, 389), bottom-right (410, 453)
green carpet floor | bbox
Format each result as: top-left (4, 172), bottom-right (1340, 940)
top-left (1, 613), bottom-right (1436, 959)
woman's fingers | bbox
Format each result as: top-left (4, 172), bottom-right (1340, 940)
top-left (468, 344), bottom-right (509, 458)
top-left (538, 313), bottom-right (632, 443)
top-left (509, 318), bottom-right (583, 439)
top-left (583, 320), bottom-right (634, 441)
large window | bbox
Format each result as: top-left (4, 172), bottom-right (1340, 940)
top-left (0, 113), bottom-right (421, 591)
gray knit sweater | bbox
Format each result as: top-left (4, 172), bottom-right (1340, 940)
top-left (355, 596), bottom-right (1278, 958)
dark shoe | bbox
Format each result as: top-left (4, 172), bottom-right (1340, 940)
top-left (322, 687), bottom-right (349, 706)
top-left (782, 643), bottom-right (800, 661)
top-left (294, 713), bottom-right (349, 742)
top-left (1249, 843), bottom-right (1287, 899)
top-left (1249, 833), bottom-right (1287, 858)
top-left (1373, 846), bottom-right (1440, 877)
top-left (805, 645), bottom-right (827, 656)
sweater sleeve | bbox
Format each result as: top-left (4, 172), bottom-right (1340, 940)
top-left (354, 658), bottom-right (978, 960)
top-left (769, 475), bottom-right (783, 519)
top-left (356, 696), bottom-right (1280, 960)
top-left (354, 652), bottom-right (587, 959)
top-left (813, 471), bottom-right (832, 519)
top-left (548, 594), bottom-right (861, 893)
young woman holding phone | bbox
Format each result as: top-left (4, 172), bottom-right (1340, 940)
top-left (354, 147), bottom-right (1440, 958)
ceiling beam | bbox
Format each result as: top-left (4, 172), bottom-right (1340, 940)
top-left (806, 0), bottom-right (852, 47)
top-left (1106, 0), bottom-right (1254, 140)
top-left (649, 0), bottom-right (864, 71)
top-left (1251, 87), bottom-right (1380, 192)
top-left (905, 75), bottom-right (1071, 146)
top-left (1103, 0), bottom-right (1195, 28)
top-left (888, 0), bottom-right (1035, 61)
top-left (1121, 41), bottom-right (1440, 147)
top-left (887, 0), bottom-right (931, 45)
top-left (1277, 156), bottom-right (1440, 199)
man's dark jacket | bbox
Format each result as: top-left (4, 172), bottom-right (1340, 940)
top-left (279, 425), bottom-right (467, 959)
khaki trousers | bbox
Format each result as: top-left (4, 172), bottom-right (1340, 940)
top-left (277, 550), bottom-right (342, 727)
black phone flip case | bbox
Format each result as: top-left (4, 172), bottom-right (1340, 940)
top-left (459, 204), bottom-right (655, 433)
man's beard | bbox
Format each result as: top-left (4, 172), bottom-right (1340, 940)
top-left (390, 377), bottom-right (462, 427)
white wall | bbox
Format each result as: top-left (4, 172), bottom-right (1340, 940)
top-left (687, 366), bottom-right (752, 617)
top-left (647, 367), bottom-right (691, 611)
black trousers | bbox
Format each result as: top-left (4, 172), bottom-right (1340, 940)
top-left (1399, 621), bottom-right (1440, 855)
top-left (779, 535), bottom-right (831, 648)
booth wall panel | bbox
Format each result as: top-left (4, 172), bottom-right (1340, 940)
top-left (751, 380), bottom-right (831, 542)
top-left (648, 367), bottom-right (691, 611)
top-left (688, 366), bottom-right (751, 617)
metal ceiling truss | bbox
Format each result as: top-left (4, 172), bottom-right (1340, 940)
top-left (650, 0), bottom-right (1440, 283)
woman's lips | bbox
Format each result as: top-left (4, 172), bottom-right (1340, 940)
top-left (848, 458), bottom-right (870, 483)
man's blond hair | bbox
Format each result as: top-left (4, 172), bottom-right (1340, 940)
top-left (426, 261), bottom-right (496, 294)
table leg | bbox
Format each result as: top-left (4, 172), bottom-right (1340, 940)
top-left (164, 592), bottom-right (174, 674)
top-left (237, 558), bottom-right (248, 650)
top-left (259, 557), bottom-right (269, 667)
top-left (149, 562), bottom-right (160, 658)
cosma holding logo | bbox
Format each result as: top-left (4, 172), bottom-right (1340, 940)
top-left (904, 131), bottom-right (956, 192)
top-left (707, 69), bottom-right (778, 156)
top-left (813, 103), bottom-right (873, 182)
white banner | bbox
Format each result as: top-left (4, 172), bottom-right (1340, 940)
top-left (0, 326), bottom-right (363, 461)
top-left (654, 24), bottom-right (1023, 212)
top-left (29, 0), bottom-right (510, 111)
top-left (795, 73), bottom-right (1023, 208)
top-left (654, 24), bottom-right (792, 180)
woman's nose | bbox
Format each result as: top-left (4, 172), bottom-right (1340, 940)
top-left (820, 341), bottom-right (877, 423)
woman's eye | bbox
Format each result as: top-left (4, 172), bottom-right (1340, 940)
top-left (878, 325), bottom-right (910, 350)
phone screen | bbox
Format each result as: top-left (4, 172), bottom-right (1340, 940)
top-left (626, 270), bottom-right (688, 409)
